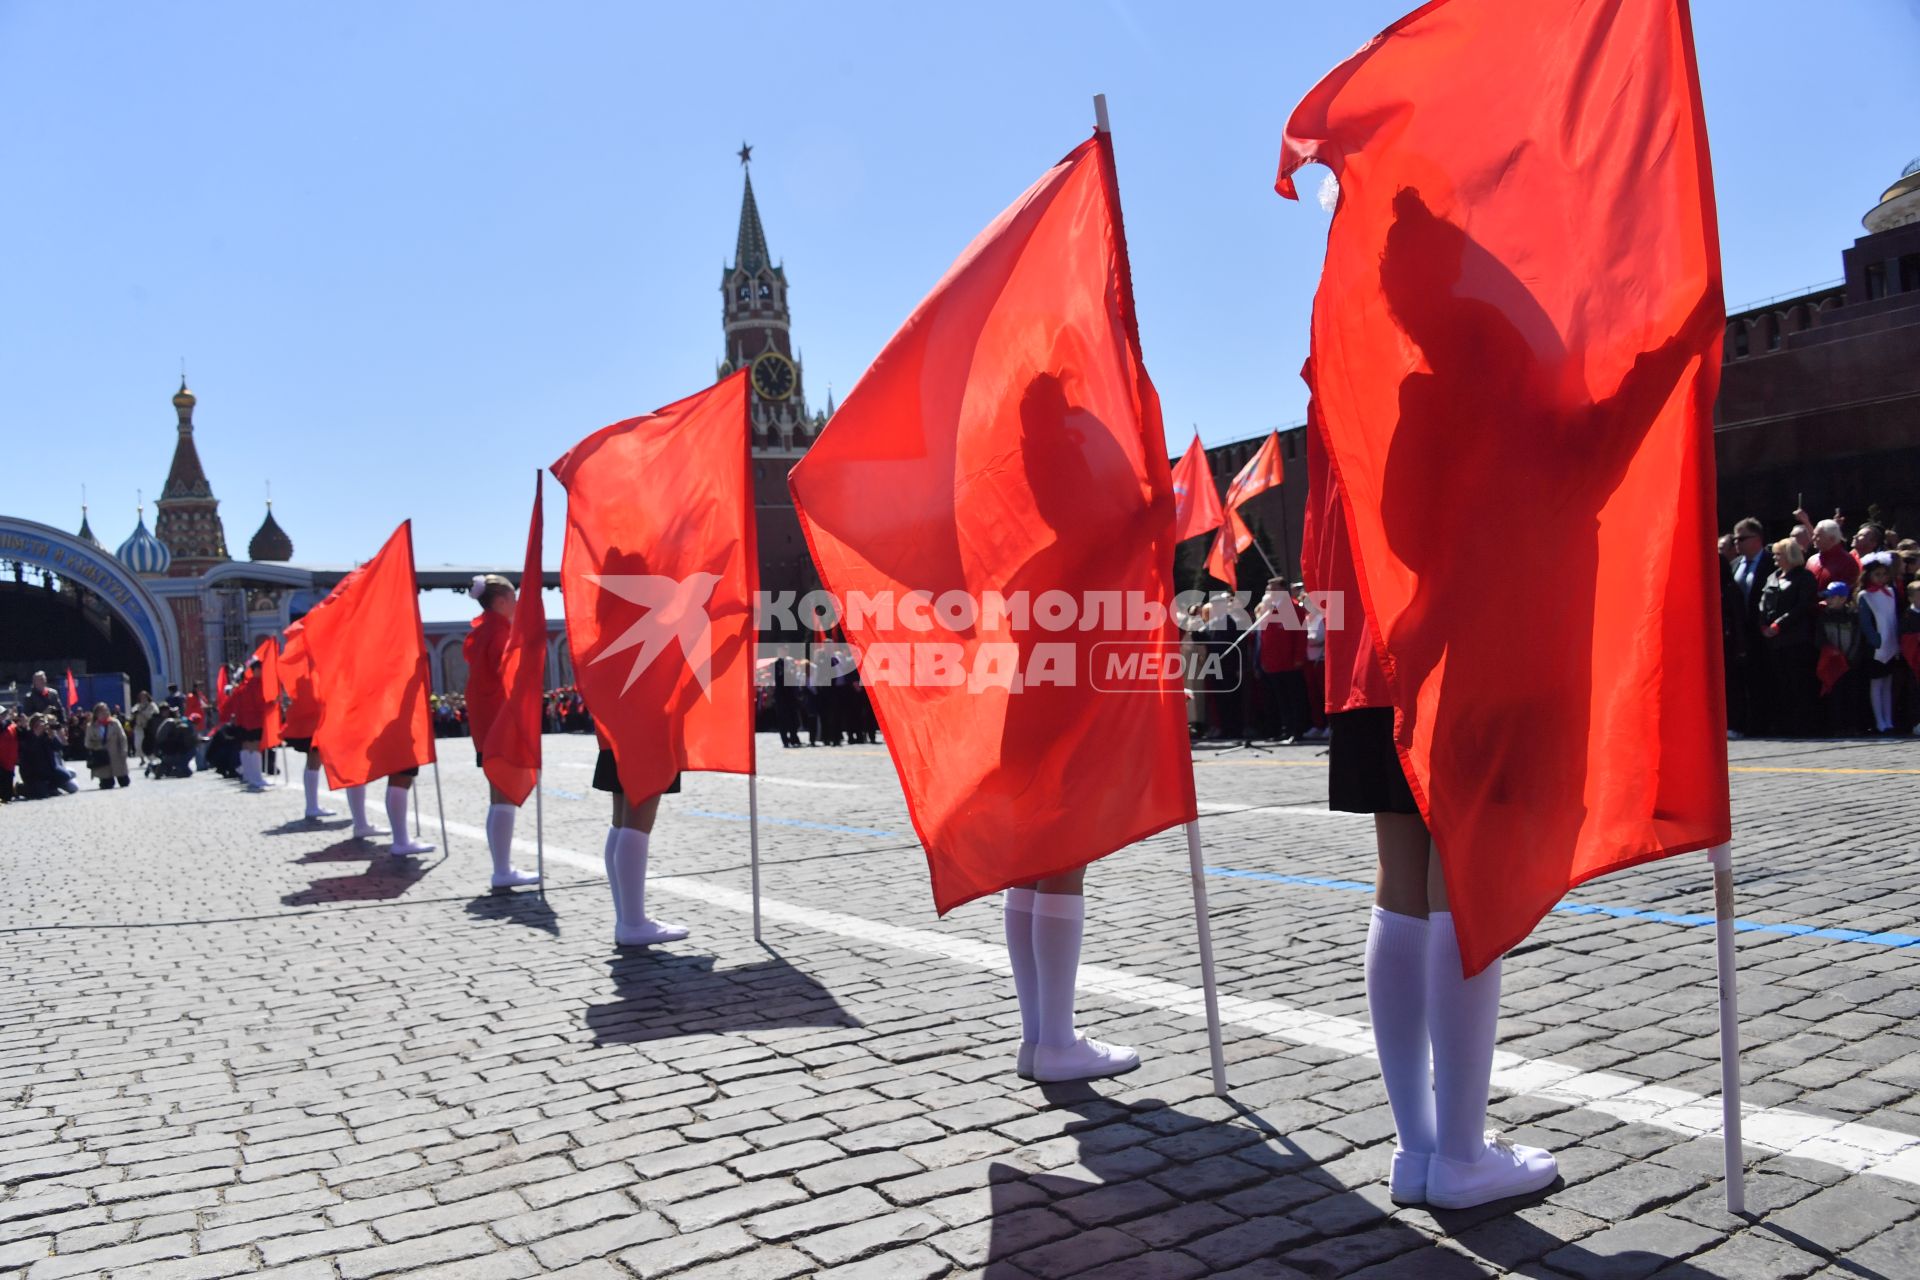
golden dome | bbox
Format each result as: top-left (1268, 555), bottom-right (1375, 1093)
top-left (172, 376), bottom-right (196, 409)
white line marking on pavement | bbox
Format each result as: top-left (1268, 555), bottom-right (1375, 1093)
top-left (1196, 801), bottom-right (1368, 820)
top-left (440, 819), bottom-right (1920, 1190)
top-left (749, 775), bottom-right (866, 791)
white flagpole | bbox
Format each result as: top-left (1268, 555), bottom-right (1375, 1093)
top-left (431, 757), bottom-right (450, 853)
top-left (1097, 89), bottom-right (1226, 1094)
top-left (1184, 819), bottom-right (1229, 1096)
top-left (748, 771), bottom-right (763, 942)
top-left (535, 769), bottom-right (546, 901)
top-left (1710, 842), bottom-right (1745, 1212)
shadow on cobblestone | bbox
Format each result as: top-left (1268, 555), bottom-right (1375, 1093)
top-left (585, 951), bottom-right (859, 1045)
top-left (464, 889), bottom-right (559, 936)
top-left (280, 855), bottom-right (437, 906)
top-left (260, 816), bottom-right (357, 837)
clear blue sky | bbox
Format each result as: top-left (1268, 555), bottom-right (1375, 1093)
top-left (3, 1), bottom-right (1915, 620)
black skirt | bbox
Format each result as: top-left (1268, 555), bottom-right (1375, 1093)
top-left (1328, 707), bottom-right (1418, 815)
top-left (284, 736), bottom-right (313, 754)
top-left (591, 748), bottom-right (680, 796)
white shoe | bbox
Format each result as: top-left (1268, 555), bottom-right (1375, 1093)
top-left (1016, 1043), bottom-right (1036, 1080)
top-left (1388, 1149), bottom-right (1430, 1205)
top-left (1029, 1036), bottom-right (1140, 1083)
top-left (244, 782), bottom-right (268, 793)
top-left (390, 839), bottom-right (435, 857)
top-left (1425, 1133), bottom-right (1557, 1209)
top-left (490, 867), bottom-right (541, 890)
top-left (614, 919), bottom-right (690, 947)
top-left (303, 807), bottom-right (336, 821)
top-left (351, 824), bottom-right (382, 840)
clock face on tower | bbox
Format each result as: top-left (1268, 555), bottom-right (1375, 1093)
top-left (751, 351), bottom-right (796, 402)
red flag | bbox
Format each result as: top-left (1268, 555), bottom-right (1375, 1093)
top-left (788, 130), bottom-right (1195, 914)
top-left (1279, 0), bottom-right (1729, 972)
top-left (64, 668), bottom-right (79, 708)
top-left (1170, 432), bottom-right (1225, 543)
top-left (304, 522), bottom-right (436, 789)
top-left (279, 623), bottom-right (321, 741)
top-left (551, 372), bottom-right (757, 802)
top-left (252, 637), bottom-right (283, 752)
top-left (214, 665), bottom-right (230, 719)
top-left (482, 474), bottom-right (548, 806)
top-left (1816, 644), bottom-right (1850, 697)
top-left (1205, 432), bottom-right (1284, 588)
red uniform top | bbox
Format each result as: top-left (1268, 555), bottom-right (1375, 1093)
top-left (462, 611), bottom-right (510, 747)
top-left (230, 673), bottom-right (267, 732)
top-left (280, 647), bottom-right (322, 739)
top-left (1300, 405), bottom-right (1391, 714)
top-left (0, 723), bottom-right (18, 772)
top-left (1810, 546), bottom-right (1860, 590)
top-left (1256, 611), bottom-right (1310, 673)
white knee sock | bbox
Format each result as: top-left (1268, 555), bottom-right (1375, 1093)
top-left (385, 785), bottom-right (411, 840)
top-left (1871, 676), bottom-right (1893, 730)
top-left (1367, 907), bottom-right (1435, 1155)
top-left (1004, 889), bottom-right (1040, 1044)
top-left (603, 828), bottom-right (623, 926)
top-left (486, 804), bottom-right (517, 876)
top-left (1030, 892), bottom-right (1085, 1050)
top-left (1427, 910), bottom-right (1502, 1163)
top-left (347, 786), bottom-right (369, 829)
top-left (613, 828), bottom-right (650, 927)
top-left (240, 749), bottom-right (261, 786)
top-left (303, 768), bottom-right (322, 814)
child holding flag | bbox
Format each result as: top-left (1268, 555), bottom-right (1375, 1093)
top-left (466, 574), bottom-right (540, 889)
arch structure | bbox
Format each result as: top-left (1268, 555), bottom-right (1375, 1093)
top-left (0, 515), bottom-right (182, 689)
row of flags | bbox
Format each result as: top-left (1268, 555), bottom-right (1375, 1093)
top-left (234, 0), bottom-right (1728, 981)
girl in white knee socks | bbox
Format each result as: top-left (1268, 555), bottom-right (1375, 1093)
top-left (593, 744), bottom-right (687, 947)
top-left (1003, 863), bottom-right (1138, 1084)
top-left (384, 768), bottom-right (435, 857)
top-left (465, 575), bottom-right (539, 890)
top-left (1334, 710), bottom-right (1557, 1210)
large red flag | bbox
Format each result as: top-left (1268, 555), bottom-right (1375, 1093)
top-left (251, 636), bottom-right (283, 752)
top-left (1279, 0), bottom-right (1729, 972)
top-left (482, 474), bottom-right (547, 806)
top-left (305, 522), bottom-right (436, 789)
top-left (1170, 432), bottom-right (1225, 543)
top-left (1205, 431), bottom-right (1284, 588)
top-left (64, 668), bottom-right (79, 708)
top-left (788, 130), bottom-right (1195, 914)
top-left (551, 373), bottom-right (757, 803)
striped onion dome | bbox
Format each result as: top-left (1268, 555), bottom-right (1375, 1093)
top-left (117, 509), bottom-right (172, 575)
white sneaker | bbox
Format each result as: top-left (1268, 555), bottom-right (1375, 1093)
top-left (1425, 1133), bottom-right (1557, 1209)
top-left (1029, 1036), bottom-right (1141, 1083)
top-left (490, 867), bottom-right (541, 890)
top-left (303, 807), bottom-right (336, 821)
top-left (390, 839), bottom-right (435, 857)
top-left (615, 919), bottom-right (690, 947)
top-left (1016, 1043), bottom-right (1036, 1080)
top-left (1388, 1148), bottom-right (1430, 1205)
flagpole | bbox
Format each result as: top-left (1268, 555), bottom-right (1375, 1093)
top-left (1184, 819), bottom-right (1229, 1096)
top-left (535, 769), bottom-right (546, 902)
top-left (431, 757), bottom-right (450, 853)
top-left (1709, 842), bottom-right (1745, 1212)
top-left (413, 777), bottom-right (422, 838)
top-left (748, 771), bottom-right (763, 942)
top-left (1250, 534), bottom-right (1280, 579)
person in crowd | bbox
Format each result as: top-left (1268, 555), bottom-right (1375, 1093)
top-left (165, 684), bottom-right (183, 712)
top-left (772, 648), bottom-right (802, 748)
top-left (1802, 514), bottom-right (1862, 591)
top-left (20, 715), bottom-right (79, 798)
top-left (1901, 578), bottom-right (1920, 736)
top-left (1760, 536), bottom-right (1819, 737)
top-left (1303, 595), bottom-right (1329, 740)
top-left (83, 702), bottom-right (131, 789)
top-left (1854, 523), bottom-right (1885, 558)
top-left (151, 707), bottom-right (198, 779)
top-left (184, 685), bottom-right (206, 729)
top-left (1856, 552), bottom-right (1901, 735)
top-left (130, 691), bottom-right (158, 763)
top-left (0, 709), bottom-right (18, 801)
top-left (1725, 517), bottom-right (1770, 738)
top-left (1254, 579), bottom-right (1311, 743)
top-left (464, 574), bottom-right (539, 890)
top-left (228, 658), bottom-right (270, 792)
top-left (22, 671), bottom-right (60, 717)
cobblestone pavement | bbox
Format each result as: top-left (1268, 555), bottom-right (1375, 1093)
top-left (4, 732), bottom-right (1920, 1280)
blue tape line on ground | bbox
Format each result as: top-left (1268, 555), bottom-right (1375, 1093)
top-left (1203, 866), bottom-right (1920, 949)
